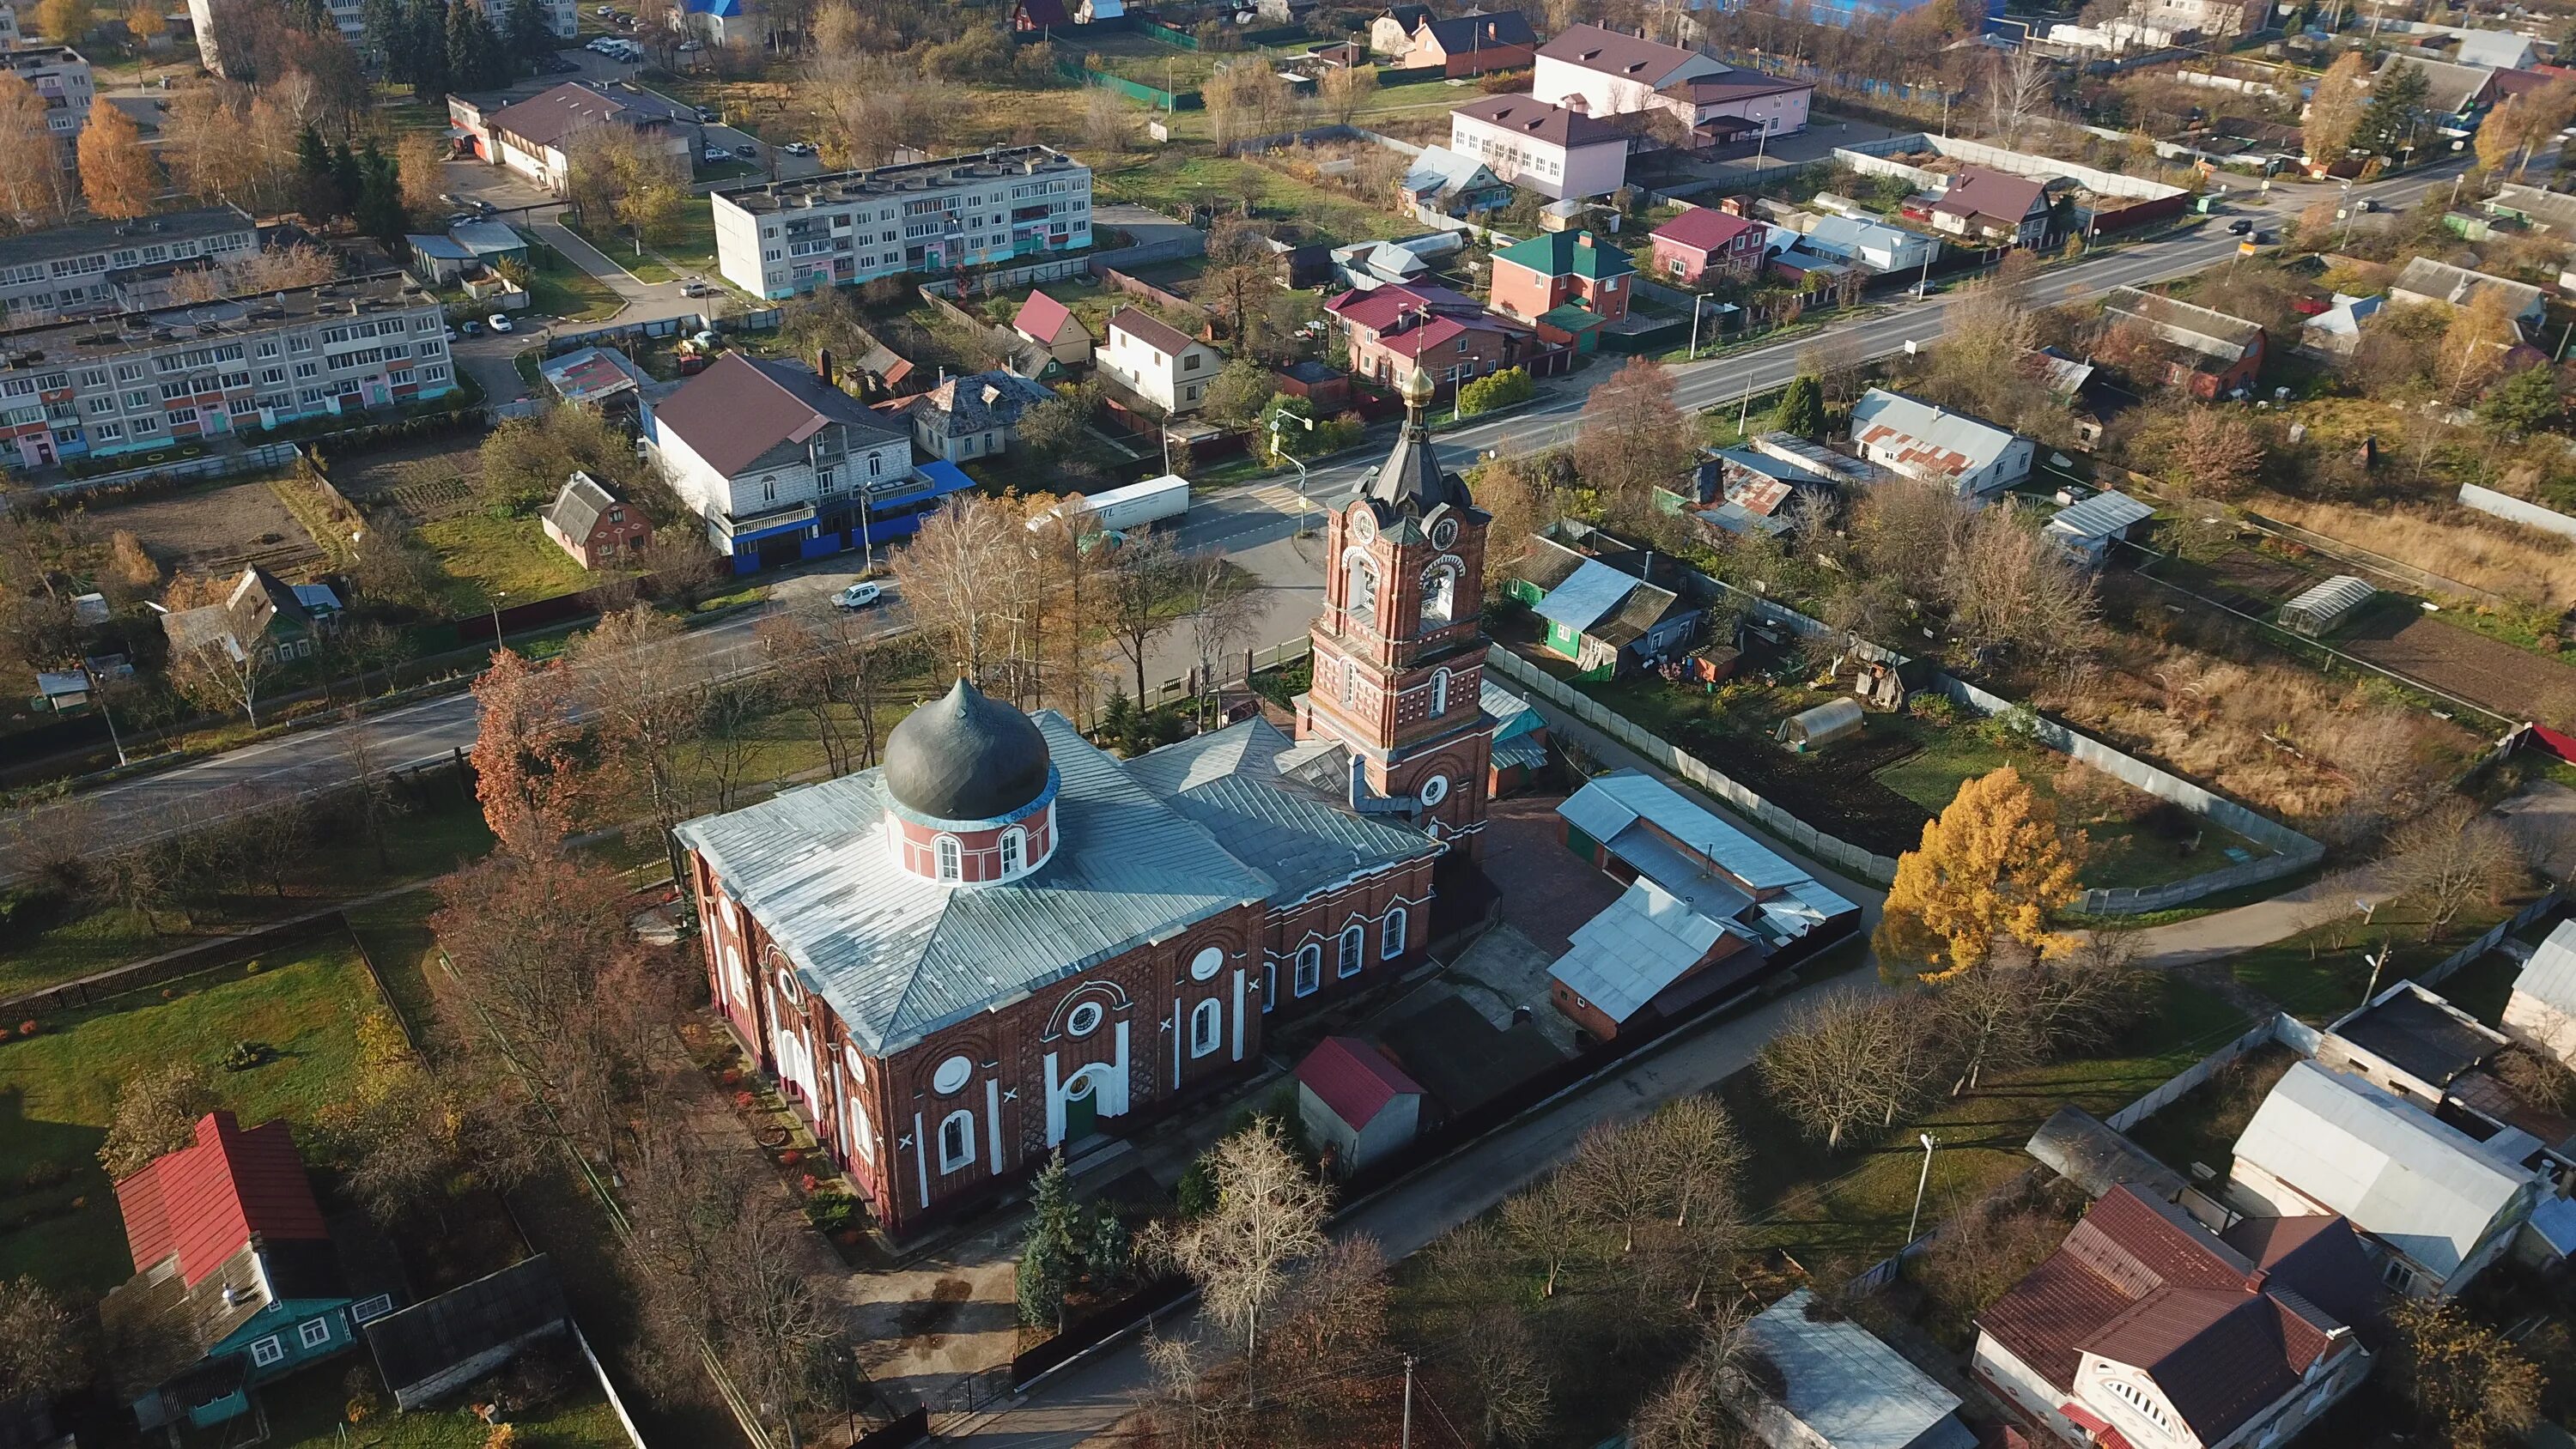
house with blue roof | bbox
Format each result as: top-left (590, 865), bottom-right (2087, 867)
top-left (681, 0), bottom-right (744, 43)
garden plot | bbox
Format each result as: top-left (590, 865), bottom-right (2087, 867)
top-left (91, 477), bottom-right (325, 579)
top-left (2337, 598), bottom-right (2576, 726)
top-left (328, 435), bottom-right (488, 524)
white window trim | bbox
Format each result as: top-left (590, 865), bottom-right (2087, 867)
top-left (298, 1317), bottom-right (332, 1348)
top-left (934, 834), bottom-right (962, 882)
top-left (1189, 997), bottom-right (1221, 1058)
top-left (250, 1335), bottom-right (284, 1367)
top-left (938, 1107), bottom-right (976, 1173)
top-left (351, 1294), bottom-right (394, 1322)
top-left (1295, 943), bottom-right (1322, 997)
top-left (1338, 925), bottom-right (1365, 979)
top-left (1383, 907), bottom-right (1407, 960)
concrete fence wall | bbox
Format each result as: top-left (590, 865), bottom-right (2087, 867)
top-left (1486, 648), bottom-right (1905, 885)
top-left (2458, 482), bottom-right (2576, 542)
top-left (2105, 1012), bottom-right (2304, 1132)
top-left (2416, 890), bottom-right (2566, 991)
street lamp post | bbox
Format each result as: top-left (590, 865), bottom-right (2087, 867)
top-left (488, 589), bottom-right (509, 648)
top-left (1906, 1132), bottom-right (1939, 1243)
top-left (1268, 409), bottom-right (1316, 534)
top-left (1689, 290), bottom-right (1704, 359)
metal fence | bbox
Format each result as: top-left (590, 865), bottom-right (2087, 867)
top-left (37, 441), bottom-right (301, 498)
top-left (2104, 1012), bottom-right (2303, 1133)
top-left (2458, 482), bottom-right (2576, 542)
top-left (2416, 890), bottom-right (2566, 991)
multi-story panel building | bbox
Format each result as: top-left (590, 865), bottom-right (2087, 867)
top-left (193, 0), bottom-right (574, 72)
top-left (0, 271), bottom-right (453, 470)
top-left (0, 206), bottom-right (261, 322)
top-left (712, 146), bottom-right (1092, 300)
top-left (0, 5), bottom-right (21, 45)
top-left (3, 45), bottom-right (91, 151)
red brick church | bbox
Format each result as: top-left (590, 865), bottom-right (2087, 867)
top-left (677, 368), bottom-right (1499, 1236)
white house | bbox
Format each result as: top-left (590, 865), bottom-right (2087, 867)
top-left (447, 82), bottom-right (696, 196)
top-left (2227, 1059), bottom-right (2547, 1299)
top-left (1099, 307), bottom-right (1224, 415)
top-left (1531, 23), bottom-right (1810, 144)
top-left (2505, 920), bottom-right (2576, 1068)
top-left (1800, 214), bottom-right (1938, 274)
top-left (1846, 389), bottom-right (2032, 497)
top-left (1447, 94), bottom-right (1631, 202)
top-left (640, 352), bottom-right (914, 571)
top-left (2454, 27), bottom-right (2539, 70)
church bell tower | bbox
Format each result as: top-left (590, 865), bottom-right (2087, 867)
top-left (1297, 367), bottom-right (1495, 854)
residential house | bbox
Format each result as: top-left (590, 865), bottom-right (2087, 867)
top-left (447, 82), bottom-right (697, 196)
top-left (1681, 446), bottom-right (1838, 539)
top-left (159, 567), bottom-right (325, 665)
top-left (2380, 55), bottom-right (2500, 130)
top-left (1847, 389), bottom-right (2032, 497)
top-left (1370, 3), bottom-right (1430, 54)
top-left (1489, 229), bottom-right (1633, 355)
top-left (640, 352), bottom-right (919, 572)
top-left (1754, 428), bottom-right (1885, 488)
top-left (1400, 146), bottom-right (1515, 220)
top-left (2300, 291), bottom-right (2385, 361)
top-left (1293, 1035), bottom-right (1426, 1174)
top-left (1483, 676), bottom-right (1546, 796)
top-left (0, 203), bottom-right (259, 321)
top-left (1649, 206), bottom-right (1766, 285)
top-left (2486, 181), bottom-right (2576, 232)
top-left (100, 1113), bottom-right (398, 1432)
top-left (1012, 0), bottom-right (1070, 30)
top-left (2043, 488), bottom-right (2154, 566)
top-left (1550, 769), bottom-right (1861, 1040)
top-left (2505, 920), bottom-right (2576, 1068)
top-left (361, 1257), bottom-right (568, 1412)
top-left (905, 370), bottom-right (1053, 463)
top-left (2390, 256), bottom-right (2546, 335)
top-left (1737, 1288), bottom-right (1976, 1449)
top-left (1800, 213), bottom-right (1938, 274)
top-left (0, 4), bottom-right (20, 43)
top-left (1448, 94), bottom-right (1630, 201)
top-left (1331, 238), bottom-right (1437, 291)
top-left (712, 146), bottom-right (1091, 300)
top-left (1403, 10), bottom-right (1537, 76)
top-left (680, 0), bottom-right (744, 44)
top-left (1972, 1185), bottom-right (2377, 1449)
top-left (1012, 290), bottom-right (1093, 367)
top-left (1326, 282), bottom-right (1542, 393)
top-left (538, 346), bottom-right (653, 409)
top-left (1533, 24), bottom-right (1813, 143)
top-left (2315, 979), bottom-right (2576, 1205)
top-left (1075, 0), bottom-right (1121, 21)
top-left (1099, 307), bottom-right (1224, 415)
top-left (2228, 1058), bottom-right (2548, 1298)
top-left (2455, 27), bottom-right (2540, 70)
top-left (2100, 285), bottom-right (2267, 398)
top-left (2134, 0), bottom-right (2251, 36)
top-left (1928, 166), bottom-right (2054, 248)
top-left (542, 471), bottom-right (653, 570)
top-left (1507, 530), bottom-right (1700, 674)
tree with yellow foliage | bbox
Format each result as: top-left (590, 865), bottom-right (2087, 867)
top-left (76, 94), bottom-right (159, 220)
top-left (1873, 766), bottom-right (2084, 981)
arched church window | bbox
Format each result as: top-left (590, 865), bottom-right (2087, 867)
top-left (1344, 554), bottom-right (1378, 629)
top-left (1421, 562), bottom-right (1457, 627)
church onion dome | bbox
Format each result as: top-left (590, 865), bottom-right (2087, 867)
top-left (1366, 362), bottom-right (1474, 516)
top-left (883, 678), bottom-right (1054, 824)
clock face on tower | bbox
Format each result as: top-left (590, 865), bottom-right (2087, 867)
top-left (1419, 773), bottom-right (1449, 807)
top-left (1430, 517), bottom-right (1459, 549)
top-left (1347, 504), bottom-right (1377, 544)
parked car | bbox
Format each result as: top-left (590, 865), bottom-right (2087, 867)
top-left (733, 143), bottom-right (756, 159)
top-left (2227, 218), bottom-right (2253, 235)
top-left (594, 4), bottom-right (612, 13)
top-left (833, 582), bottom-right (883, 610)
top-left (696, 106), bottom-right (720, 123)
top-left (460, 318), bottom-right (483, 336)
top-left (682, 281), bottom-right (713, 297)
top-left (488, 313), bottom-right (513, 333)
top-left (2353, 197), bottom-right (2377, 213)
top-left (702, 147), bottom-right (729, 164)
top-left (783, 141), bottom-right (816, 156)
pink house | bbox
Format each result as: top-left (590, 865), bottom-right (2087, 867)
top-left (1649, 207), bottom-right (1766, 285)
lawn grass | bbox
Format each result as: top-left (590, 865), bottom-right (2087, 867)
top-left (0, 938), bottom-right (387, 1295)
top-left (2224, 894), bottom-right (2524, 1025)
top-left (1094, 153), bottom-right (1408, 246)
top-left (526, 251), bottom-right (625, 322)
top-left (2122, 1040), bottom-right (2298, 1185)
top-left (1720, 973), bottom-right (2254, 1278)
top-left (415, 509), bottom-right (602, 613)
top-left (560, 218), bottom-right (668, 283)
top-left (244, 1343), bottom-right (630, 1449)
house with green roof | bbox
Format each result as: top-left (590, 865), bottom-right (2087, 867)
top-left (1490, 230), bottom-right (1631, 354)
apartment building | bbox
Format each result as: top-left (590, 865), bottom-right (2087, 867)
top-left (0, 271), bottom-right (453, 470)
top-left (4, 45), bottom-right (92, 152)
top-left (194, 0), bottom-right (572, 71)
top-left (0, 5), bottom-right (21, 45)
top-left (0, 206), bottom-right (261, 322)
top-left (712, 146), bottom-right (1092, 300)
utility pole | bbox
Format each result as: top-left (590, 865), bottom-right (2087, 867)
top-left (1906, 1132), bottom-right (1938, 1243)
top-left (1688, 290), bottom-right (1704, 359)
top-left (2360, 942), bottom-right (2392, 1006)
top-left (1737, 374), bottom-right (1754, 436)
top-left (1400, 1355), bottom-right (1416, 1449)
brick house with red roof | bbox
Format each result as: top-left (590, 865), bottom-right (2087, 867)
top-left (1648, 206), bottom-right (1766, 286)
top-left (100, 1113), bottom-right (394, 1433)
top-left (1972, 1185), bottom-right (2378, 1449)
top-left (1012, 289), bottom-right (1092, 367)
top-left (1324, 282), bottom-right (1548, 395)
top-left (1294, 1035), bottom-right (1427, 1174)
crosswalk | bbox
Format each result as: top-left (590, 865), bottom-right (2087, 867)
top-left (1244, 483), bottom-right (1315, 513)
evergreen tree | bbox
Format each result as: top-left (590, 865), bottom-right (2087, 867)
top-left (473, 7), bottom-right (508, 87)
top-left (363, 0), bottom-right (409, 82)
top-left (286, 0), bottom-right (335, 33)
top-left (2355, 58), bottom-right (2430, 158)
top-left (410, 0), bottom-right (451, 97)
top-left (294, 124), bottom-right (340, 223)
top-left (1014, 1149), bottom-right (1082, 1332)
top-left (1086, 1207), bottom-right (1132, 1295)
top-left (1772, 374), bottom-right (1826, 438)
top-left (329, 140), bottom-right (363, 221)
top-left (445, 0), bottom-right (478, 89)
top-left (505, 0), bottom-right (552, 70)
top-left (2480, 363), bottom-right (2563, 436)
top-left (355, 140), bottom-right (406, 248)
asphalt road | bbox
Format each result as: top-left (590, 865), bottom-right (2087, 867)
top-left (0, 155), bottom-right (2465, 875)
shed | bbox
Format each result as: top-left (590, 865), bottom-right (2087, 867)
top-left (2043, 489), bottom-right (2154, 566)
top-left (2025, 1105), bottom-right (2188, 1202)
top-left (1777, 697), bottom-right (1863, 752)
top-left (1739, 1288), bottom-right (1977, 1449)
top-left (2279, 575), bottom-right (2373, 637)
top-left (1292, 1037), bottom-right (1425, 1175)
top-left (2503, 919), bottom-right (2576, 1068)
top-left (362, 1255), bottom-right (568, 1411)
top-left (1482, 678), bottom-right (1548, 797)
top-left (31, 670), bottom-right (89, 713)
top-left (405, 233), bottom-right (475, 285)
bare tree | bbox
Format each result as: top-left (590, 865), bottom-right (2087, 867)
top-left (0, 1275), bottom-right (91, 1402)
top-left (563, 605), bottom-right (705, 889)
top-left (710, 1190), bottom-right (841, 1449)
top-left (1627, 1307), bottom-right (1759, 1449)
top-left (1758, 987), bottom-right (1930, 1149)
top-left (1102, 527), bottom-right (1188, 710)
top-left (1984, 43), bottom-right (2053, 148)
top-left (755, 611), bottom-right (850, 778)
top-left (889, 494), bottom-right (1019, 686)
top-left (2383, 797), bottom-right (2529, 931)
top-left (1458, 1307), bottom-right (1552, 1446)
top-left (698, 680), bottom-right (772, 815)
top-left (168, 631), bottom-right (277, 728)
top-left (1182, 549), bottom-right (1262, 724)
top-left (1141, 1119), bottom-right (1328, 1386)
top-left (1564, 1120), bottom-right (1662, 1258)
top-left (1498, 1165), bottom-right (1594, 1297)
top-left (1940, 504), bottom-right (2099, 668)
top-left (98, 1064), bottom-right (220, 1179)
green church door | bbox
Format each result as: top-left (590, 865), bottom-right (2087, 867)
top-left (1063, 1073), bottom-right (1099, 1143)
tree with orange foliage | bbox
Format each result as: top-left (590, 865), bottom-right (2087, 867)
top-left (76, 94), bottom-right (160, 220)
top-left (1873, 766), bottom-right (2084, 981)
top-left (466, 646), bottom-right (586, 858)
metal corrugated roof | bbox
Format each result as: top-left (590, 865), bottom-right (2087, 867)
top-left (2516, 920), bottom-right (2576, 1015)
top-left (1531, 559), bottom-right (1637, 634)
top-left (1559, 770), bottom-right (1814, 894)
top-left (1743, 1288), bottom-right (1973, 1449)
top-left (675, 712), bottom-right (1274, 1055)
top-left (1126, 716), bottom-right (1292, 797)
top-left (1548, 877), bottom-right (1731, 1022)
top-left (2281, 574), bottom-right (2374, 627)
top-left (1163, 773), bottom-right (1433, 906)
top-left (1482, 678), bottom-right (1541, 742)
top-left (2232, 1061), bottom-right (2535, 1281)
top-left (2049, 489), bottom-right (2155, 541)
top-left (1605, 822), bottom-right (1757, 922)
top-left (1850, 388), bottom-right (2020, 477)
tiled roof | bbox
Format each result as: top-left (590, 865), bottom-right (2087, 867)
top-left (650, 353), bottom-right (898, 479)
top-left (1539, 22), bottom-right (1699, 82)
top-left (485, 82), bottom-right (673, 151)
top-left (1493, 228), bottom-right (1637, 281)
top-left (1652, 206), bottom-right (1761, 254)
top-left (1012, 289), bottom-right (1083, 343)
top-left (1451, 94), bottom-right (1627, 149)
top-left (1296, 1035), bottom-right (1425, 1129)
top-left (1108, 306), bottom-right (1203, 358)
top-left (114, 1112), bottom-right (327, 1288)
top-left (1930, 166), bottom-right (2048, 229)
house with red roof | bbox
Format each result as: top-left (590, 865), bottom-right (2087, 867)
top-left (99, 1112), bottom-right (393, 1433)
top-left (1323, 282), bottom-right (1546, 395)
top-left (1972, 1185), bottom-right (2378, 1449)
top-left (1012, 289), bottom-right (1092, 368)
top-left (1649, 206), bottom-right (1767, 286)
top-left (1294, 1036), bottom-right (1426, 1173)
